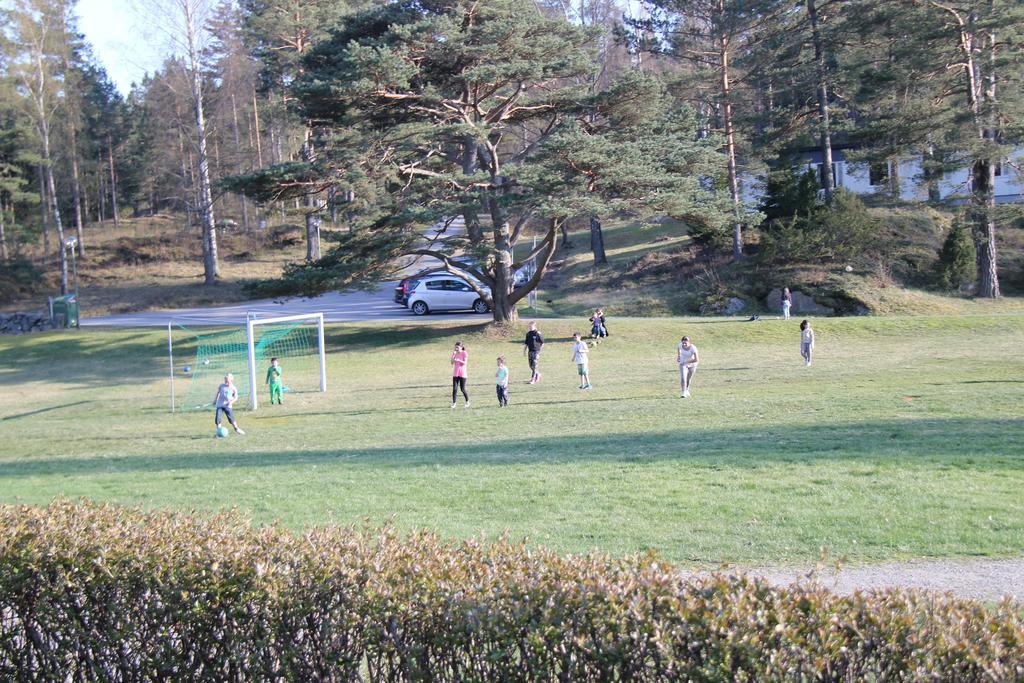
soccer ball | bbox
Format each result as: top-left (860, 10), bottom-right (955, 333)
top-left (203, 359), bottom-right (210, 366)
top-left (216, 426), bottom-right (229, 438)
top-left (183, 365), bottom-right (191, 374)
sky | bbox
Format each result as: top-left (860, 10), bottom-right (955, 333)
top-left (76, 0), bottom-right (164, 94)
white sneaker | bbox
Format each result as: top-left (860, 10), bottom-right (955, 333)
top-left (464, 401), bottom-right (470, 409)
top-left (682, 391), bottom-right (690, 399)
top-left (451, 402), bottom-right (456, 409)
top-left (234, 428), bottom-right (245, 435)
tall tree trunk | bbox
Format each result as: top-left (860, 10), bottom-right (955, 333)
top-left (252, 89), bottom-right (264, 167)
top-left (971, 159), bottom-right (1000, 297)
top-left (487, 187), bottom-right (516, 324)
top-left (718, 13), bottom-right (743, 261)
top-left (888, 156), bottom-right (900, 200)
top-left (230, 93), bottom-right (251, 232)
top-left (69, 125), bottom-right (85, 257)
top-left (0, 202), bottom-right (8, 262)
top-left (107, 135), bottom-right (119, 229)
top-left (461, 134), bottom-right (484, 243)
top-left (924, 145), bottom-right (942, 202)
top-left (185, 5), bottom-right (218, 284)
top-left (301, 128), bottom-right (322, 261)
top-left (560, 221), bottom-right (572, 249)
top-left (589, 217), bottom-right (607, 265)
top-left (62, 45), bottom-right (86, 257)
top-left (807, 0), bottom-right (834, 198)
top-left (177, 129), bottom-right (194, 228)
top-left (42, 128), bottom-right (68, 295)
top-left (37, 164), bottom-right (50, 255)
top-left (96, 152), bottom-right (105, 222)
top-left (961, 8), bottom-right (1000, 298)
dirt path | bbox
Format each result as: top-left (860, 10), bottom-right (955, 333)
top-left (723, 557), bottom-right (1023, 602)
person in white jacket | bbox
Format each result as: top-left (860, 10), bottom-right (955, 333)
top-left (800, 320), bottom-right (815, 366)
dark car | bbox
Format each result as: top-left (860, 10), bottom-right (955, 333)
top-left (394, 278), bottom-right (412, 304)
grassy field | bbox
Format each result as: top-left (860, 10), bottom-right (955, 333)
top-left (1, 315), bottom-right (1022, 565)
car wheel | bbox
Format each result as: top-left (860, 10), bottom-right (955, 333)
top-left (412, 300), bottom-right (430, 316)
top-left (472, 298), bottom-right (490, 314)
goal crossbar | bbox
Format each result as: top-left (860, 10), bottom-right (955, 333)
top-left (246, 312), bottom-right (327, 410)
top-left (167, 312), bottom-right (327, 413)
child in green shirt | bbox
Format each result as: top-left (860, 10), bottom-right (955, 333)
top-left (265, 357), bottom-right (283, 405)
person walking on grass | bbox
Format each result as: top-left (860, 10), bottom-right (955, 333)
top-left (451, 341), bottom-right (470, 408)
top-left (524, 321), bottom-right (544, 384)
top-left (495, 356), bottom-right (510, 407)
top-left (800, 319), bottom-right (815, 366)
top-left (676, 336), bottom-right (699, 398)
top-left (214, 373), bottom-right (245, 434)
top-left (571, 332), bottom-right (591, 389)
top-left (265, 357), bottom-right (283, 405)
top-left (782, 287), bottom-right (793, 320)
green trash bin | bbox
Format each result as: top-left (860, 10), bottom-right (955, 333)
top-left (49, 294), bottom-right (80, 328)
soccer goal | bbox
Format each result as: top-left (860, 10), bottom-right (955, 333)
top-left (168, 313), bottom-right (327, 412)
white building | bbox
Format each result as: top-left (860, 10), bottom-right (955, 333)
top-left (742, 147), bottom-right (1024, 206)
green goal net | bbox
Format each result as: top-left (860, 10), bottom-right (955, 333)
top-left (170, 314), bottom-right (325, 412)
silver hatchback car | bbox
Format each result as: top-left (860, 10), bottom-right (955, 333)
top-left (406, 275), bottom-right (491, 315)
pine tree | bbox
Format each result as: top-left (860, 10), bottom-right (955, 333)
top-left (231, 0), bottom-right (727, 323)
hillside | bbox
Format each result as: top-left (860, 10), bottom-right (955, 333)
top-left (526, 205), bottom-right (1024, 318)
top-left (2, 205), bottom-right (1023, 319)
top-left (0, 215), bottom-right (308, 316)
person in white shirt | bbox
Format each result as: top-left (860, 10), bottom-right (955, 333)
top-left (570, 332), bottom-right (591, 389)
top-left (676, 336), bottom-right (699, 398)
top-left (800, 320), bottom-right (815, 366)
top-left (213, 373), bottom-right (245, 434)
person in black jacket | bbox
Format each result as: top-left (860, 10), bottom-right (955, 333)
top-left (523, 321), bottom-right (545, 384)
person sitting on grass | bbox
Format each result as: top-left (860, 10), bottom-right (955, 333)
top-left (214, 373), bottom-right (245, 434)
top-left (265, 357), bottom-right (283, 405)
top-left (571, 332), bottom-right (591, 390)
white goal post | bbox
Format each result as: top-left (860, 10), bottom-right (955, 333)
top-left (246, 312), bottom-right (327, 410)
top-left (167, 312), bottom-right (327, 413)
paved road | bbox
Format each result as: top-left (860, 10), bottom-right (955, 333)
top-left (82, 218), bottom-right (484, 327)
top-left (715, 557), bottom-right (1024, 603)
top-left (80, 283), bottom-right (486, 327)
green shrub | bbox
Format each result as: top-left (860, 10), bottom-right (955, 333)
top-left (0, 256), bottom-right (45, 304)
top-left (0, 500), bottom-right (1021, 681)
top-left (760, 190), bottom-right (881, 265)
top-left (759, 162), bottom-right (821, 223)
top-left (936, 221), bottom-right (977, 291)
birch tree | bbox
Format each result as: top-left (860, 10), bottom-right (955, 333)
top-left (137, 0), bottom-right (219, 284)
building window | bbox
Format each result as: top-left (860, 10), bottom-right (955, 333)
top-left (869, 161), bottom-right (889, 186)
top-left (994, 160), bottom-right (1003, 177)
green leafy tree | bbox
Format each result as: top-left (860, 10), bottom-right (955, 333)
top-left (231, 0), bottom-right (728, 323)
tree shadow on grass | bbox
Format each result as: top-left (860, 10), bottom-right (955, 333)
top-left (1, 418), bottom-right (1021, 479)
top-left (0, 331), bottom-right (167, 388)
top-left (2, 401), bottom-right (94, 421)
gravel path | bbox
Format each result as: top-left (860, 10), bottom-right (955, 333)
top-left (726, 557), bottom-right (1024, 602)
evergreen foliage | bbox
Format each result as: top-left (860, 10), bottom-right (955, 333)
top-left (937, 221), bottom-right (977, 292)
top-left (760, 190), bottom-right (879, 265)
